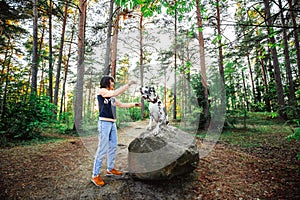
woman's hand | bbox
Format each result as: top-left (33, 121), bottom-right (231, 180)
top-left (134, 102), bottom-right (142, 107)
top-left (128, 80), bottom-right (137, 86)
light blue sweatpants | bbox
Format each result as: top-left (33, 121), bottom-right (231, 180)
top-left (92, 120), bottom-right (118, 177)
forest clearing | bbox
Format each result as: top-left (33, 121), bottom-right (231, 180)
top-left (1, 115), bottom-right (299, 200)
top-left (1, 0), bottom-right (300, 199)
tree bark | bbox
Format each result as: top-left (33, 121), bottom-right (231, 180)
top-left (241, 70), bottom-right (247, 129)
top-left (31, 0), bottom-right (38, 94)
top-left (48, 0), bottom-right (53, 103)
top-left (246, 52), bottom-right (256, 105)
top-left (173, 5), bottom-right (177, 120)
top-left (264, 0), bottom-right (286, 119)
top-left (256, 27), bottom-right (271, 111)
top-left (0, 38), bottom-right (11, 120)
top-left (216, 0), bottom-right (224, 85)
top-left (215, 0), bottom-right (226, 120)
top-left (196, 0), bottom-right (210, 130)
top-left (139, 12), bottom-right (145, 119)
top-left (60, 16), bottom-right (76, 115)
top-left (74, 0), bottom-right (87, 132)
top-left (38, 19), bottom-right (46, 96)
top-left (279, 0), bottom-right (295, 109)
top-left (288, 0), bottom-right (300, 81)
top-left (54, 0), bottom-right (69, 106)
top-left (110, 7), bottom-right (120, 79)
top-left (103, 0), bottom-right (114, 76)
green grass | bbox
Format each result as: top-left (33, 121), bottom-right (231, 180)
top-left (0, 134), bottom-right (66, 148)
top-left (220, 112), bottom-right (295, 148)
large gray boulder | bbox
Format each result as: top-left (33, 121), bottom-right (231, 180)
top-left (128, 126), bottom-right (199, 180)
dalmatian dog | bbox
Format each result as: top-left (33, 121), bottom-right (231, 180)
top-left (140, 86), bottom-right (169, 135)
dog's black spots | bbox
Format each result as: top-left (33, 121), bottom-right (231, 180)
top-left (150, 87), bottom-right (155, 92)
top-left (140, 85), bottom-right (169, 131)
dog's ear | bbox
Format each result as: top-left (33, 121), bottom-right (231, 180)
top-left (150, 87), bottom-right (155, 93)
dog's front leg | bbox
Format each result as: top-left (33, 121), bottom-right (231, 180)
top-left (153, 122), bottom-right (161, 135)
top-left (153, 102), bottom-right (167, 135)
top-left (146, 115), bottom-right (153, 131)
top-left (153, 113), bottom-right (164, 135)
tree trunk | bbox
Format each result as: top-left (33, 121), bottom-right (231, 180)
top-left (74, 0), bottom-right (87, 132)
top-left (267, 47), bottom-right (276, 111)
top-left (86, 71), bottom-right (93, 120)
top-left (241, 70), bottom-right (247, 129)
top-left (182, 65), bottom-right (186, 119)
top-left (39, 61), bottom-right (45, 95)
top-left (264, 0), bottom-right (286, 119)
top-left (110, 7), bottom-right (120, 79)
top-left (288, 0), bottom-right (300, 81)
top-left (54, 0), bottom-right (69, 106)
top-left (139, 12), bottom-right (145, 119)
top-left (60, 17), bottom-right (76, 115)
top-left (31, 0), bottom-right (38, 94)
top-left (0, 38), bottom-right (11, 120)
top-left (103, 0), bottom-right (114, 76)
top-left (38, 19), bottom-right (46, 96)
top-left (48, 0), bottom-right (53, 103)
top-left (216, 0), bottom-right (224, 85)
top-left (38, 19), bottom-right (45, 60)
top-left (196, 0), bottom-right (210, 130)
top-left (256, 27), bottom-right (271, 111)
top-left (279, 0), bottom-right (296, 110)
top-left (260, 57), bottom-right (271, 111)
top-left (173, 6), bottom-right (177, 120)
top-left (185, 40), bottom-right (192, 113)
top-left (215, 0), bottom-right (226, 120)
top-left (164, 68), bottom-right (167, 109)
top-left (246, 52), bottom-right (256, 105)
top-left (256, 28), bottom-right (271, 112)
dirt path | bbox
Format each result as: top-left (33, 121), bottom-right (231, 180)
top-left (1, 121), bottom-right (299, 199)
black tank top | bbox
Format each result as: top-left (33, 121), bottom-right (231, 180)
top-left (97, 95), bottom-right (117, 119)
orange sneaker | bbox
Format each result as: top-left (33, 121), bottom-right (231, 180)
top-left (106, 168), bottom-right (122, 176)
top-left (91, 175), bottom-right (105, 187)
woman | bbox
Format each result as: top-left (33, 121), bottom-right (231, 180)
top-left (91, 75), bottom-right (141, 187)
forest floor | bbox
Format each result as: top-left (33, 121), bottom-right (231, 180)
top-left (1, 118), bottom-right (300, 200)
